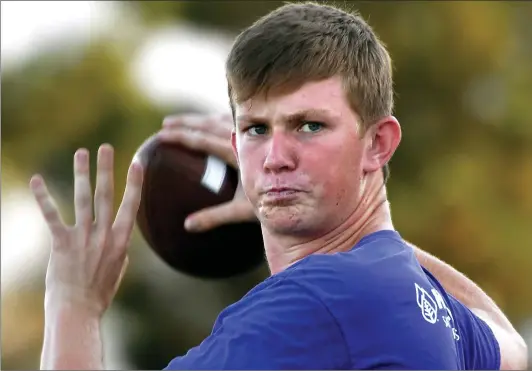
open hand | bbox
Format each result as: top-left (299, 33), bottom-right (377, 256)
top-left (158, 113), bottom-right (257, 232)
top-left (30, 144), bottom-right (143, 317)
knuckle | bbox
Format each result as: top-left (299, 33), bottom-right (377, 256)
top-left (195, 217), bottom-right (207, 228)
top-left (95, 187), bottom-right (112, 201)
top-left (96, 230), bottom-right (111, 249)
top-left (195, 134), bottom-right (208, 146)
top-left (114, 236), bottom-right (130, 251)
top-left (53, 229), bottom-right (68, 244)
top-left (200, 214), bottom-right (217, 229)
top-left (167, 129), bottom-right (185, 141)
top-left (195, 118), bottom-right (209, 130)
top-left (112, 226), bottom-right (131, 247)
top-left (163, 115), bottom-right (180, 126)
top-left (35, 190), bottom-right (47, 203)
top-left (43, 208), bottom-right (58, 221)
top-left (76, 193), bottom-right (91, 207)
top-left (184, 131), bottom-right (200, 145)
top-left (180, 115), bottom-right (197, 125)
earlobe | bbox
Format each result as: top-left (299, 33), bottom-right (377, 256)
top-left (362, 116), bottom-right (401, 173)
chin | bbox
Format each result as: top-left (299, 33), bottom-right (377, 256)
top-left (258, 206), bottom-right (317, 236)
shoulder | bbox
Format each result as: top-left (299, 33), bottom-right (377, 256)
top-left (167, 238), bottom-right (418, 370)
top-left (282, 236), bottom-right (464, 369)
top-left (443, 286), bottom-right (526, 370)
top-left (292, 234), bottom-right (499, 369)
top-left (284, 230), bottom-right (420, 302)
top-left (421, 268), bottom-right (506, 370)
top-left (467, 308), bottom-right (528, 370)
top-left (216, 271), bottom-right (339, 327)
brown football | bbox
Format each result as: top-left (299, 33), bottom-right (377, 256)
top-left (134, 134), bottom-right (265, 279)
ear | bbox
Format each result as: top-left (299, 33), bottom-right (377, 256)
top-left (231, 129), bottom-right (240, 167)
top-left (362, 116), bottom-right (401, 173)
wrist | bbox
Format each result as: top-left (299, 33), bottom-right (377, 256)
top-left (41, 298), bottom-right (104, 370)
top-left (44, 286), bottom-right (106, 319)
top-left (44, 294), bottom-right (104, 323)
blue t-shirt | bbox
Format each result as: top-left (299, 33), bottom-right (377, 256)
top-left (165, 230), bottom-right (500, 370)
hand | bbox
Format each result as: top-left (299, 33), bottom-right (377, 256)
top-left (30, 144), bottom-right (143, 318)
top-left (158, 113), bottom-right (257, 232)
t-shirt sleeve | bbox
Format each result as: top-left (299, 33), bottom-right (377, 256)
top-left (346, 286), bottom-right (501, 370)
top-left (163, 278), bottom-right (349, 370)
top-left (447, 294), bottom-right (501, 370)
top-left (323, 279), bottom-right (466, 370)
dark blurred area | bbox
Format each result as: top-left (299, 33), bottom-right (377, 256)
top-left (2, 1), bottom-right (531, 369)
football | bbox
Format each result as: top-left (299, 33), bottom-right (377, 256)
top-left (134, 134), bottom-right (265, 279)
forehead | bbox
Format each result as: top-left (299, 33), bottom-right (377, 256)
top-left (235, 77), bottom-right (357, 123)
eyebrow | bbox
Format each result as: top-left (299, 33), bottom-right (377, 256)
top-left (236, 108), bottom-right (337, 125)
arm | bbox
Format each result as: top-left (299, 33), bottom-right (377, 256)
top-left (41, 304), bottom-right (104, 370)
top-left (409, 242), bottom-right (528, 369)
top-left (30, 145), bottom-right (143, 370)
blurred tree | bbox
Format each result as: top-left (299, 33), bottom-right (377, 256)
top-left (128, 1), bottom-right (285, 33)
top-left (2, 40), bottom-right (162, 216)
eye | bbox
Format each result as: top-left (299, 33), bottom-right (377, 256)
top-left (300, 121), bottom-right (324, 133)
top-left (246, 124), bottom-right (268, 136)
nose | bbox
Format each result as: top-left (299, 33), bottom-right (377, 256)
top-left (263, 131), bottom-right (297, 173)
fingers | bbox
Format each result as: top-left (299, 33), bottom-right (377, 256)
top-left (184, 200), bottom-right (257, 233)
top-left (112, 255), bottom-right (129, 294)
top-left (94, 144), bottom-right (114, 229)
top-left (162, 113), bottom-right (233, 138)
top-left (160, 113), bottom-right (238, 167)
top-left (74, 149), bottom-right (93, 229)
top-left (30, 175), bottom-right (67, 236)
top-left (159, 129), bottom-right (237, 168)
top-left (112, 160), bottom-right (144, 249)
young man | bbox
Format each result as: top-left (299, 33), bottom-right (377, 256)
top-left (33, 2), bottom-right (527, 370)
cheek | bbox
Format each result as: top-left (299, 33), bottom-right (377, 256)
top-left (310, 149), bottom-right (363, 206)
top-left (321, 168), bottom-right (359, 206)
top-left (239, 158), bottom-right (254, 187)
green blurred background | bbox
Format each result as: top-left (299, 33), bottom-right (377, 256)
top-left (2, 1), bottom-right (531, 369)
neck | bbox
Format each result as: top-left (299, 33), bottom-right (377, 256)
top-left (263, 174), bottom-right (394, 275)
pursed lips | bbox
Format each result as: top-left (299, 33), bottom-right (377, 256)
top-left (260, 186), bottom-right (306, 194)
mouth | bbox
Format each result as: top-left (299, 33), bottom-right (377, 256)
top-left (262, 186), bottom-right (303, 194)
top-left (260, 187), bottom-right (304, 204)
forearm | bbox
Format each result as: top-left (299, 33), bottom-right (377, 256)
top-left (408, 242), bottom-right (515, 332)
top-left (41, 303), bottom-right (104, 370)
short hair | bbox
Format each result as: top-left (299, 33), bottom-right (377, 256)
top-left (226, 1), bottom-right (394, 181)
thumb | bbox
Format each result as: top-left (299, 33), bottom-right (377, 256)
top-left (184, 200), bottom-right (256, 233)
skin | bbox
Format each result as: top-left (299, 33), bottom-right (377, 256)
top-left (31, 145), bottom-right (143, 370)
top-left (231, 76), bottom-right (401, 274)
top-left (34, 77), bottom-right (527, 370)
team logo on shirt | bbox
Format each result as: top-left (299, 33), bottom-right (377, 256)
top-left (415, 283), bottom-right (460, 341)
top-left (415, 283), bottom-right (438, 323)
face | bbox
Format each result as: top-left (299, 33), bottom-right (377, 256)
top-left (231, 76), bottom-right (399, 237)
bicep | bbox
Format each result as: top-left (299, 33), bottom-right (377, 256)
top-left (164, 279), bottom-right (348, 370)
top-left (471, 309), bottom-right (528, 370)
top-left (446, 296), bottom-right (502, 370)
